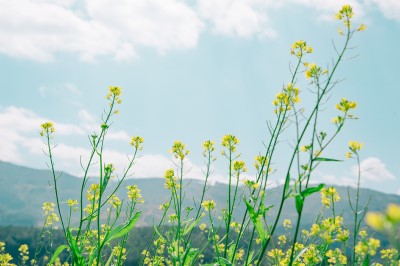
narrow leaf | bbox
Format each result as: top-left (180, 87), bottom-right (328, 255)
top-left (295, 195), bottom-right (304, 214)
top-left (313, 157), bottom-right (342, 162)
top-left (49, 245), bottom-right (69, 264)
top-left (301, 183), bottom-right (325, 198)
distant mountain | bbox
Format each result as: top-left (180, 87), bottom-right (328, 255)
top-left (1, 160), bottom-right (399, 228)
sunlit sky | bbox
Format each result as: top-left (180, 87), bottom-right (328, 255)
top-left (0, 0), bottom-right (399, 195)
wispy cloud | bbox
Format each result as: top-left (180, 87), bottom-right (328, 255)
top-left (39, 83), bottom-right (81, 98)
top-left (0, 0), bottom-right (398, 62)
top-left (352, 157), bottom-right (396, 181)
top-left (0, 0), bottom-right (204, 62)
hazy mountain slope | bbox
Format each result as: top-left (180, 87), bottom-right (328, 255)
top-left (0, 160), bottom-right (399, 227)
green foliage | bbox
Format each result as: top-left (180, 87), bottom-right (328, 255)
top-left (2, 4), bottom-right (400, 266)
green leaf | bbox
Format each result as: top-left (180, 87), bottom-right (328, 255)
top-left (66, 229), bottom-right (85, 264)
top-left (183, 215), bottom-right (203, 236)
top-left (295, 195), bottom-right (304, 214)
top-left (105, 211), bottom-right (141, 243)
top-left (245, 200), bottom-right (266, 242)
top-left (227, 244), bottom-right (236, 262)
top-left (300, 184), bottom-right (325, 198)
top-left (313, 157), bottom-right (342, 162)
top-left (283, 172), bottom-right (291, 198)
top-left (49, 245), bottom-right (69, 264)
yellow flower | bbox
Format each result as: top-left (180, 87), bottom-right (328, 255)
top-left (199, 223), bottom-right (207, 231)
top-left (233, 160), bottom-right (247, 173)
top-left (283, 219), bottom-right (292, 229)
top-left (66, 199), bottom-right (78, 207)
top-left (366, 212), bottom-right (385, 230)
top-left (40, 121), bottom-right (55, 136)
top-left (357, 24), bottom-right (366, 31)
top-left (202, 200), bottom-right (216, 211)
top-left (130, 136), bottom-right (144, 150)
top-left (221, 134), bottom-right (240, 153)
top-left (170, 140), bottom-right (189, 160)
top-left (127, 185), bottom-right (144, 203)
top-left (386, 203), bottom-right (400, 223)
top-left (348, 140), bottom-right (363, 153)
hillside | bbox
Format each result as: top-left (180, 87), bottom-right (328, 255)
top-left (0, 160), bottom-right (399, 227)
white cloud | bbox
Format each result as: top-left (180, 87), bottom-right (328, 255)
top-left (0, 0), bottom-right (397, 61)
top-left (0, 0), bottom-right (204, 62)
top-left (367, 0), bottom-right (400, 21)
top-left (197, 0), bottom-right (278, 38)
top-left (39, 83), bottom-right (81, 98)
top-left (352, 157), bottom-right (396, 181)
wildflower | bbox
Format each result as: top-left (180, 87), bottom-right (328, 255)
top-left (18, 244), bottom-right (29, 264)
top-left (86, 184), bottom-right (100, 201)
top-left (202, 140), bottom-right (215, 157)
top-left (254, 155), bottom-right (268, 171)
top-left (130, 136), bottom-right (144, 150)
top-left (335, 5), bottom-right (354, 28)
top-left (164, 169), bottom-right (179, 189)
top-left (230, 221), bottom-right (241, 233)
top-left (321, 187), bottom-right (341, 207)
top-left (283, 219), bottom-right (292, 229)
top-left (357, 24), bottom-right (366, 31)
top-left (40, 121), bottom-right (55, 136)
top-left (277, 235), bottom-right (286, 245)
top-left (202, 200), bottom-right (216, 211)
top-left (366, 212), bottom-right (385, 230)
top-left (243, 179), bottom-right (259, 190)
top-left (199, 223), bottom-right (207, 231)
top-left (386, 203), bottom-right (400, 223)
top-left (233, 160), bottom-right (247, 173)
top-left (305, 63), bottom-right (322, 80)
top-left (326, 248), bottom-right (347, 265)
top-left (66, 199), bottom-right (78, 207)
top-left (336, 98), bottom-right (357, 113)
top-left (108, 195), bottom-right (122, 208)
top-left (127, 185), bottom-right (144, 203)
top-left (106, 86), bottom-right (122, 104)
top-left (170, 140), bottom-right (189, 160)
top-left (290, 40), bottom-right (313, 58)
top-left (221, 134), bottom-right (239, 153)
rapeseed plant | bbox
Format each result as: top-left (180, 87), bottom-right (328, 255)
top-left (3, 4), bottom-right (399, 266)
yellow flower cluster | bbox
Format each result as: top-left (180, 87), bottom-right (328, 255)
top-left (321, 187), bottom-right (341, 207)
top-left (346, 140), bottom-right (363, 158)
top-left (164, 169), bottom-right (179, 190)
top-left (326, 248), bottom-right (347, 265)
top-left (130, 136), bottom-right (144, 150)
top-left (335, 98), bottom-right (357, 113)
top-left (106, 86), bottom-right (122, 104)
top-left (112, 245), bottom-right (127, 262)
top-left (40, 121), bottom-right (55, 137)
top-left (308, 216), bottom-right (349, 244)
top-left (202, 200), bottom-right (216, 211)
top-left (108, 194), bottom-right (122, 209)
top-left (304, 63), bottom-right (322, 80)
top-left (202, 140), bottom-right (215, 157)
top-left (86, 184), bottom-right (100, 201)
top-left (290, 40), bottom-right (313, 58)
top-left (243, 179), bottom-right (259, 190)
top-left (221, 134), bottom-right (240, 153)
top-left (272, 83), bottom-right (301, 114)
top-left (233, 160), bottom-right (247, 174)
top-left (42, 202), bottom-right (59, 226)
top-left (170, 140), bottom-right (189, 160)
top-left (18, 244), bottom-right (29, 264)
top-left (283, 219), bottom-right (292, 229)
top-left (127, 185), bottom-right (144, 203)
top-left (335, 4), bottom-right (354, 28)
top-left (366, 203), bottom-right (400, 231)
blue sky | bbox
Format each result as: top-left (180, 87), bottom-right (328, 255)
top-left (0, 0), bottom-right (399, 194)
